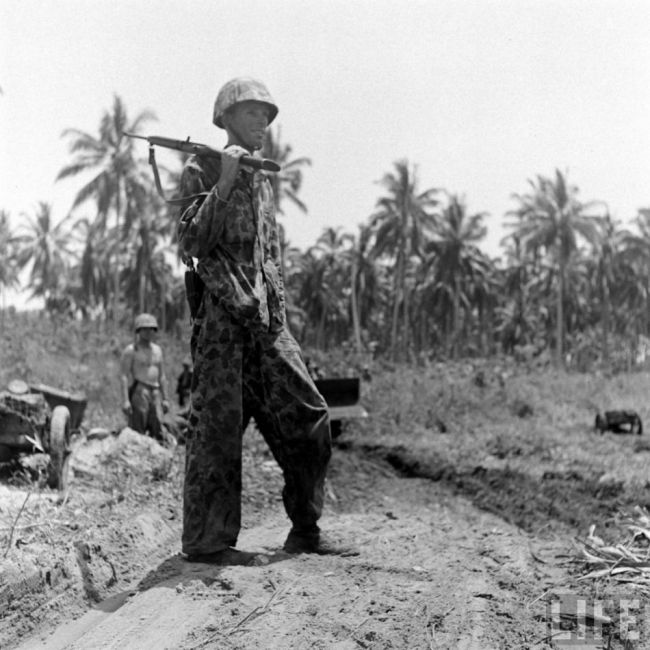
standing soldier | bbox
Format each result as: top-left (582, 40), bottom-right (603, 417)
top-left (120, 313), bottom-right (171, 443)
top-left (177, 77), bottom-right (355, 563)
top-left (176, 355), bottom-right (193, 409)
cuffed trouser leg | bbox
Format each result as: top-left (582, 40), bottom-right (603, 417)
top-left (244, 328), bottom-right (332, 533)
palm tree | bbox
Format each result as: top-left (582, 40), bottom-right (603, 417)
top-left (70, 217), bottom-right (111, 315)
top-left (591, 211), bottom-right (625, 366)
top-left (294, 227), bottom-right (351, 348)
top-left (418, 193), bottom-right (491, 357)
top-left (369, 160), bottom-right (438, 360)
top-left (261, 125), bottom-right (313, 285)
top-left (122, 197), bottom-right (175, 316)
top-left (56, 95), bottom-right (157, 320)
top-left (0, 210), bottom-right (20, 324)
top-left (496, 233), bottom-right (541, 354)
top-left (507, 169), bottom-right (601, 367)
top-left (13, 202), bottom-right (74, 302)
top-left (619, 209), bottom-right (650, 342)
top-left (262, 125), bottom-right (312, 216)
top-left (342, 224), bottom-right (380, 354)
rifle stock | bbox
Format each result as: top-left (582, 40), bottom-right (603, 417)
top-left (124, 132), bottom-right (281, 173)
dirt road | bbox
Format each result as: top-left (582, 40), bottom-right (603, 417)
top-left (5, 440), bottom-right (567, 650)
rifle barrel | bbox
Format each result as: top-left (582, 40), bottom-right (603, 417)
top-left (124, 132), bottom-right (281, 173)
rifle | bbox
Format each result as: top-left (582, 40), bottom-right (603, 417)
top-left (124, 132), bottom-right (281, 204)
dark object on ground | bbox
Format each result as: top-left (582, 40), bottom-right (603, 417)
top-left (314, 378), bottom-right (368, 438)
top-left (0, 381), bottom-right (87, 489)
top-left (595, 410), bottom-right (642, 435)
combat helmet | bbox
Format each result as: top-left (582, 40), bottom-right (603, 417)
top-left (213, 77), bottom-right (278, 129)
top-left (134, 313), bottom-right (158, 331)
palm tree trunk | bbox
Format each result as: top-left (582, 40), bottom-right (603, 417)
top-left (556, 259), bottom-right (565, 368)
top-left (402, 283), bottom-right (410, 361)
top-left (350, 256), bottom-right (362, 354)
top-left (318, 308), bottom-right (327, 349)
top-left (161, 273), bottom-right (167, 332)
top-left (113, 180), bottom-right (122, 321)
top-left (600, 274), bottom-right (610, 367)
top-left (139, 270), bottom-right (146, 313)
top-left (452, 275), bottom-right (461, 359)
top-left (390, 250), bottom-right (403, 361)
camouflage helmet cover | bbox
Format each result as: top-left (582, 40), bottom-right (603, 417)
top-left (213, 77), bottom-right (279, 129)
top-left (135, 313), bottom-right (158, 331)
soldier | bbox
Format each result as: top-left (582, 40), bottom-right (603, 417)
top-left (177, 77), bottom-right (354, 563)
top-left (120, 313), bottom-right (171, 443)
top-left (176, 356), bottom-right (193, 409)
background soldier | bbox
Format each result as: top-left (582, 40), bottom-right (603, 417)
top-left (120, 313), bottom-right (171, 444)
top-left (176, 356), bottom-right (193, 409)
top-left (177, 77), bottom-right (355, 563)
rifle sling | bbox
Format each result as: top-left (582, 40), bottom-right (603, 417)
top-left (148, 145), bottom-right (205, 206)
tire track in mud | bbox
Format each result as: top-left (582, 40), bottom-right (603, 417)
top-left (358, 442), bottom-right (650, 538)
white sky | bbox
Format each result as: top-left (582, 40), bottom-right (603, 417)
top-left (2, 0), bottom-right (650, 268)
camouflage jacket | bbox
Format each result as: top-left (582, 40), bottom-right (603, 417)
top-left (177, 154), bottom-right (285, 333)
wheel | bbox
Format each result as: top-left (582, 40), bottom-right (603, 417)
top-left (47, 405), bottom-right (71, 490)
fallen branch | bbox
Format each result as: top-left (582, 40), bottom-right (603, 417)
top-left (228, 583), bottom-right (284, 635)
top-left (0, 519), bottom-right (73, 532)
top-left (187, 579), bottom-right (289, 649)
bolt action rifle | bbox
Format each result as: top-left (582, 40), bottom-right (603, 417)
top-left (123, 132), bottom-right (281, 205)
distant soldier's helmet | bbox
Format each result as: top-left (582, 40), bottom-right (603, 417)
top-left (213, 77), bottom-right (279, 129)
top-left (135, 313), bottom-right (158, 331)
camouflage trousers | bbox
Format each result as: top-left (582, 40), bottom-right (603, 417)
top-left (182, 299), bottom-right (331, 556)
top-left (129, 382), bottom-right (164, 441)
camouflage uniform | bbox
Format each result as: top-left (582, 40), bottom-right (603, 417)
top-left (177, 154), bottom-right (331, 556)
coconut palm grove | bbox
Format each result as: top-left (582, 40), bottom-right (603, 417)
top-left (2, 94), bottom-right (649, 371)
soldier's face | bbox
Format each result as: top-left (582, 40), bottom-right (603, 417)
top-left (226, 101), bottom-right (270, 151)
top-left (138, 327), bottom-right (157, 342)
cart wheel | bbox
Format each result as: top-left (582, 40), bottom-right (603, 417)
top-left (47, 405), bottom-right (71, 490)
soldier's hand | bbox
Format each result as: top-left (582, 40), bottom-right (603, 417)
top-left (162, 399), bottom-right (170, 414)
top-left (122, 400), bottom-right (132, 415)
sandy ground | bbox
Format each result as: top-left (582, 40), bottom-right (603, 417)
top-left (2, 413), bottom-right (648, 650)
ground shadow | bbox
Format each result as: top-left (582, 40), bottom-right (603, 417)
top-left (135, 549), bottom-right (292, 591)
